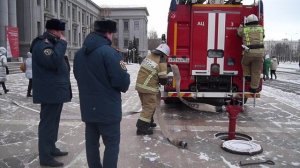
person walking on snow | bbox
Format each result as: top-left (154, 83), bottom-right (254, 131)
top-left (135, 43), bottom-right (170, 135)
top-left (270, 56), bottom-right (278, 80)
top-left (263, 54), bottom-right (271, 81)
top-left (0, 47), bottom-right (9, 95)
top-left (25, 52), bottom-right (33, 97)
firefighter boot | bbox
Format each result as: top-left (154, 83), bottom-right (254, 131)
top-left (150, 117), bottom-right (157, 128)
top-left (136, 119), bottom-right (153, 135)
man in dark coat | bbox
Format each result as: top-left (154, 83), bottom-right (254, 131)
top-left (31, 18), bottom-right (71, 167)
top-left (73, 19), bottom-right (130, 168)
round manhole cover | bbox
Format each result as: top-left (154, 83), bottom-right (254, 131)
top-left (222, 140), bottom-right (263, 155)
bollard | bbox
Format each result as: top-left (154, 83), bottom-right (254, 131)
top-left (225, 100), bottom-right (242, 140)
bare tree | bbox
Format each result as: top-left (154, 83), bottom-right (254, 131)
top-left (148, 30), bottom-right (161, 51)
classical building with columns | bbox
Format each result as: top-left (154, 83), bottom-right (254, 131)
top-left (0, 1), bottom-right (149, 60)
top-left (107, 7), bottom-right (149, 59)
top-left (17, 0), bottom-right (100, 59)
top-left (0, 0), bottom-right (17, 51)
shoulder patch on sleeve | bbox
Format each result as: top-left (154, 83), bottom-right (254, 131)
top-left (120, 61), bottom-right (127, 71)
top-left (43, 48), bottom-right (53, 56)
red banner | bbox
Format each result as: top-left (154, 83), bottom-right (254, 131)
top-left (6, 26), bottom-right (20, 58)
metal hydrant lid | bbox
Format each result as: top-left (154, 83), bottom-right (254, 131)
top-left (222, 140), bottom-right (263, 155)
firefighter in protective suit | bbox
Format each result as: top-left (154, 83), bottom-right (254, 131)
top-left (237, 14), bottom-right (265, 93)
top-left (135, 44), bottom-right (170, 135)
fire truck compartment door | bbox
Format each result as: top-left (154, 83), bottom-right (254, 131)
top-left (191, 10), bottom-right (242, 76)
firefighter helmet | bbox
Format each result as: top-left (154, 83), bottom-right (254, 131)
top-left (246, 14), bottom-right (258, 23)
top-left (155, 44), bottom-right (170, 56)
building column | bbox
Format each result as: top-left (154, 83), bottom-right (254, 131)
top-left (8, 0), bottom-right (17, 27)
top-left (0, 0), bottom-right (9, 47)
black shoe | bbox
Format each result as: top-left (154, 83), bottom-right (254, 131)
top-left (245, 76), bottom-right (251, 82)
top-left (0, 93), bottom-right (2, 95)
top-left (137, 128), bottom-right (153, 135)
top-left (250, 88), bottom-right (257, 93)
top-left (136, 119), bottom-right (153, 135)
top-left (40, 159), bottom-right (64, 167)
top-left (27, 93), bottom-right (32, 97)
top-left (51, 149), bottom-right (68, 157)
top-left (4, 89), bottom-right (9, 94)
top-left (150, 122), bottom-right (157, 128)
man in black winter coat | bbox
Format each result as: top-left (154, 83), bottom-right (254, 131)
top-left (31, 19), bottom-right (71, 167)
top-left (74, 19), bottom-right (130, 168)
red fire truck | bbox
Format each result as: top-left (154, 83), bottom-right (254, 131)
top-left (162, 0), bottom-right (264, 105)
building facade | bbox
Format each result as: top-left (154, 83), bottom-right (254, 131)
top-left (16, 0), bottom-right (100, 59)
top-left (0, 0), bottom-right (17, 52)
top-left (1, 1), bottom-right (149, 60)
top-left (107, 7), bottom-right (149, 59)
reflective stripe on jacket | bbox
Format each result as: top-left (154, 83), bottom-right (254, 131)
top-left (135, 53), bottom-right (167, 93)
top-left (238, 25), bottom-right (265, 55)
top-left (238, 25), bottom-right (264, 46)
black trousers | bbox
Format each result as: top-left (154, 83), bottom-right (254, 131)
top-left (27, 79), bottom-right (32, 94)
top-left (38, 103), bottom-right (63, 162)
top-left (85, 122), bottom-right (120, 168)
top-left (1, 82), bottom-right (7, 92)
top-left (270, 70), bottom-right (277, 79)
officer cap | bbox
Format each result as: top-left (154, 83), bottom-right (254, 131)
top-left (94, 19), bottom-right (117, 33)
top-left (46, 19), bottom-right (65, 31)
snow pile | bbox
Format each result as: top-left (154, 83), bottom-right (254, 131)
top-left (139, 152), bottom-right (160, 162)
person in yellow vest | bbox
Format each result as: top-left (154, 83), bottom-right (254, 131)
top-left (237, 14), bottom-right (265, 93)
top-left (135, 43), bottom-right (170, 135)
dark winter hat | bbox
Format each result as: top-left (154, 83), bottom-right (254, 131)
top-left (94, 19), bottom-right (117, 33)
top-left (46, 19), bottom-right (65, 31)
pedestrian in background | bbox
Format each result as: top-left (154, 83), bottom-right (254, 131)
top-left (31, 19), bottom-right (71, 167)
top-left (263, 54), bottom-right (271, 81)
top-left (270, 56), bottom-right (278, 80)
top-left (135, 43), bottom-right (170, 135)
top-left (74, 19), bottom-right (130, 168)
top-left (25, 52), bottom-right (33, 97)
top-left (0, 47), bottom-right (9, 95)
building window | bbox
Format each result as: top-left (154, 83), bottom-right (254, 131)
top-left (54, 0), bottom-right (58, 13)
top-left (82, 13), bottom-right (85, 25)
top-left (124, 39), bottom-right (129, 48)
top-left (72, 6), bottom-right (77, 21)
top-left (68, 30), bottom-right (71, 42)
top-left (134, 21), bottom-right (139, 31)
top-left (124, 20), bottom-right (129, 32)
top-left (79, 33), bottom-right (81, 45)
top-left (37, 0), bottom-right (41, 6)
top-left (60, 1), bottom-right (64, 17)
top-left (44, 0), bottom-right (50, 10)
top-left (113, 36), bottom-right (118, 48)
top-left (67, 6), bottom-right (70, 18)
top-left (73, 27), bottom-right (77, 44)
top-left (78, 11), bottom-right (81, 22)
top-left (135, 38), bottom-right (139, 47)
top-left (37, 22), bottom-right (41, 36)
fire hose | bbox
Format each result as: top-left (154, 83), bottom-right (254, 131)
top-left (156, 65), bottom-right (225, 148)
